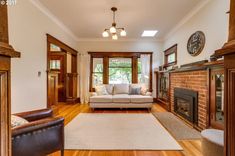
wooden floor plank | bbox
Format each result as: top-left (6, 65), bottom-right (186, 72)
top-left (48, 103), bottom-right (202, 156)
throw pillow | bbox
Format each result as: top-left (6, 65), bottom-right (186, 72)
top-left (11, 115), bottom-right (29, 128)
top-left (104, 84), bottom-right (114, 95)
top-left (95, 85), bottom-right (109, 95)
top-left (129, 87), bottom-right (141, 95)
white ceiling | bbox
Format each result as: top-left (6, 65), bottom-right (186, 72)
top-left (38, 0), bottom-right (204, 40)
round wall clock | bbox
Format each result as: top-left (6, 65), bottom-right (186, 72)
top-left (187, 31), bottom-right (205, 56)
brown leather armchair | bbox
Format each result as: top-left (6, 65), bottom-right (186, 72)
top-left (12, 109), bottom-right (64, 156)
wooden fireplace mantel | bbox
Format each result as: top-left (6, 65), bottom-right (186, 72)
top-left (214, 0), bottom-right (235, 155)
top-left (0, 3), bottom-right (21, 156)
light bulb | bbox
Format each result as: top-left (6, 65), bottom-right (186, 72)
top-left (120, 30), bottom-right (127, 36)
top-left (112, 34), bottom-right (118, 40)
top-left (102, 31), bottom-right (109, 37)
top-left (110, 26), bottom-right (116, 33)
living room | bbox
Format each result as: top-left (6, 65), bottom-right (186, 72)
top-left (1, 0), bottom-right (235, 156)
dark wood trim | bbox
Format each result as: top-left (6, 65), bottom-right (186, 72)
top-left (103, 56), bottom-right (109, 84)
top-left (132, 56), bottom-right (138, 83)
top-left (47, 35), bottom-right (78, 106)
top-left (149, 53), bottom-right (153, 92)
top-left (163, 44), bottom-right (177, 67)
top-left (46, 34), bottom-right (78, 55)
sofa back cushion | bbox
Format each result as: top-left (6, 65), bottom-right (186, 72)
top-left (104, 84), bottom-right (114, 95)
top-left (113, 84), bottom-right (130, 94)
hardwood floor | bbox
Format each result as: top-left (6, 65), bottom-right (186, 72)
top-left (49, 103), bottom-right (202, 156)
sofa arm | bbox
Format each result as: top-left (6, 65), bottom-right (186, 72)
top-left (12, 117), bottom-right (64, 156)
top-left (14, 108), bottom-right (53, 122)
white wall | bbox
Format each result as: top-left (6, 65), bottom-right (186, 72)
top-left (77, 40), bottom-right (163, 98)
top-left (163, 0), bottom-right (230, 66)
top-left (8, 0), bottom-right (78, 113)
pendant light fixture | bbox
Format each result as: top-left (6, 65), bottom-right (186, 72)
top-left (102, 7), bottom-right (127, 40)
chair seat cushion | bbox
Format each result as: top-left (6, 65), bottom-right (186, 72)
top-left (130, 95), bottom-right (153, 103)
top-left (90, 95), bottom-right (113, 103)
top-left (112, 94), bottom-right (131, 103)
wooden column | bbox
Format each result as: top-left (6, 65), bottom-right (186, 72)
top-left (103, 56), bottom-right (109, 84)
top-left (215, 0), bottom-right (235, 155)
top-left (149, 53), bottom-right (153, 92)
top-left (0, 3), bottom-right (21, 156)
top-left (132, 56), bottom-right (138, 83)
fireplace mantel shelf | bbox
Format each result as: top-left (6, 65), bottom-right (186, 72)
top-left (168, 60), bottom-right (224, 73)
top-left (0, 42), bottom-right (21, 58)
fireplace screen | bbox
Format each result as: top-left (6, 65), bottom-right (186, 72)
top-left (174, 88), bottom-right (198, 124)
top-left (176, 98), bottom-right (191, 117)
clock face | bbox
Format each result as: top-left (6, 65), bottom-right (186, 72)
top-left (187, 31), bottom-right (205, 56)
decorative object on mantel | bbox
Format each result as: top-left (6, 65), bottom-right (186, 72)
top-left (102, 7), bottom-right (127, 40)
top-left (187, 31), bottom-right (206, 56)
top-left (210, 53), bottom-right (223, 62)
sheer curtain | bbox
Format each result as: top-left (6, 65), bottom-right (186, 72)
top-left (140, 54), bottom-right (150, 89)
top-left (80, 54), bottom-right (90, 104)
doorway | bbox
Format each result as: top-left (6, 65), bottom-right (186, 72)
top-left (47, 34), bottom-right (79, 107)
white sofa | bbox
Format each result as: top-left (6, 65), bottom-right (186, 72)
top-left (89, 84), bottom-right (153, 109)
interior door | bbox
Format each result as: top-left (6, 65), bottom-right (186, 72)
top-left (210, 68), bottom-right (224, 129)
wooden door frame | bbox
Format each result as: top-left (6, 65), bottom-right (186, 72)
top-left (46, 34), bottom-right (78, 107)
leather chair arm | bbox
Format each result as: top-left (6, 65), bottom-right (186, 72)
top-left (13, 108), bottom-right (53, 121)
top-left (12, 117), bottom-right (64, 137)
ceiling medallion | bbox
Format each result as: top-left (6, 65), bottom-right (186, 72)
top-left (102, 7), bottom-right (127, 40)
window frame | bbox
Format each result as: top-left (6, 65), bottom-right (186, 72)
top-left (164, 44), bottom-right (177, 67)
top-left (89, 52), bottom-right (153, 92)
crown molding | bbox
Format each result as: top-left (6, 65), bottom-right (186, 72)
top-left (163, 0), bottom-right (211, 41)
top-left (29, 0), bottom-right (79, 41)
top-left (76, 37), bottom-right (164, 42)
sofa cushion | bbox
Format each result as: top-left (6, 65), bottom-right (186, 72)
top-left (90, 95), bottom-right (113, 103)
top-left (130, 95), bottom-right (153, 103)
top-left (112, 94), bottom-right (131, 103)
top-left (95, 85), bottom-right (108, 95)
top-left (113, 84), bottom-right (129, 94)
top-left (104, 84), bottom-right (114, 95)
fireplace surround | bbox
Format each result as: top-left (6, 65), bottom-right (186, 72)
top-left (174, 88), bottom-right (198, 124)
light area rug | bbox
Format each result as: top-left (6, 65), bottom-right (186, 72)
top-left (65, 113), bottom-right (183, 150)
top-left (153, 112), bottom-right (201, 140)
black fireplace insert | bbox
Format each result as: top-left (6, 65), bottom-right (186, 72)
top-left (174, 88), bottom-right (198, 124)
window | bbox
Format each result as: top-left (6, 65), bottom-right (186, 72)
top-left (109, 58), bottom-right (132, 84)
top-left (164, 44), bottom-right (177, 66)
top-left (50, 43), bottom-right (61, 51)
top-left (88, 52), bottom-right (153, 91)
top-left (92, 58), bottom-right (103, 87)
top-left (50, 60), bottom-right (60, 70)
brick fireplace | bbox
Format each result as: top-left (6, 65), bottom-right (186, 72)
top-left (170, 70), bottom-right (208, 130)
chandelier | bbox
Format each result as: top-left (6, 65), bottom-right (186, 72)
top-left (102, 7), bottom-right (127, 40)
